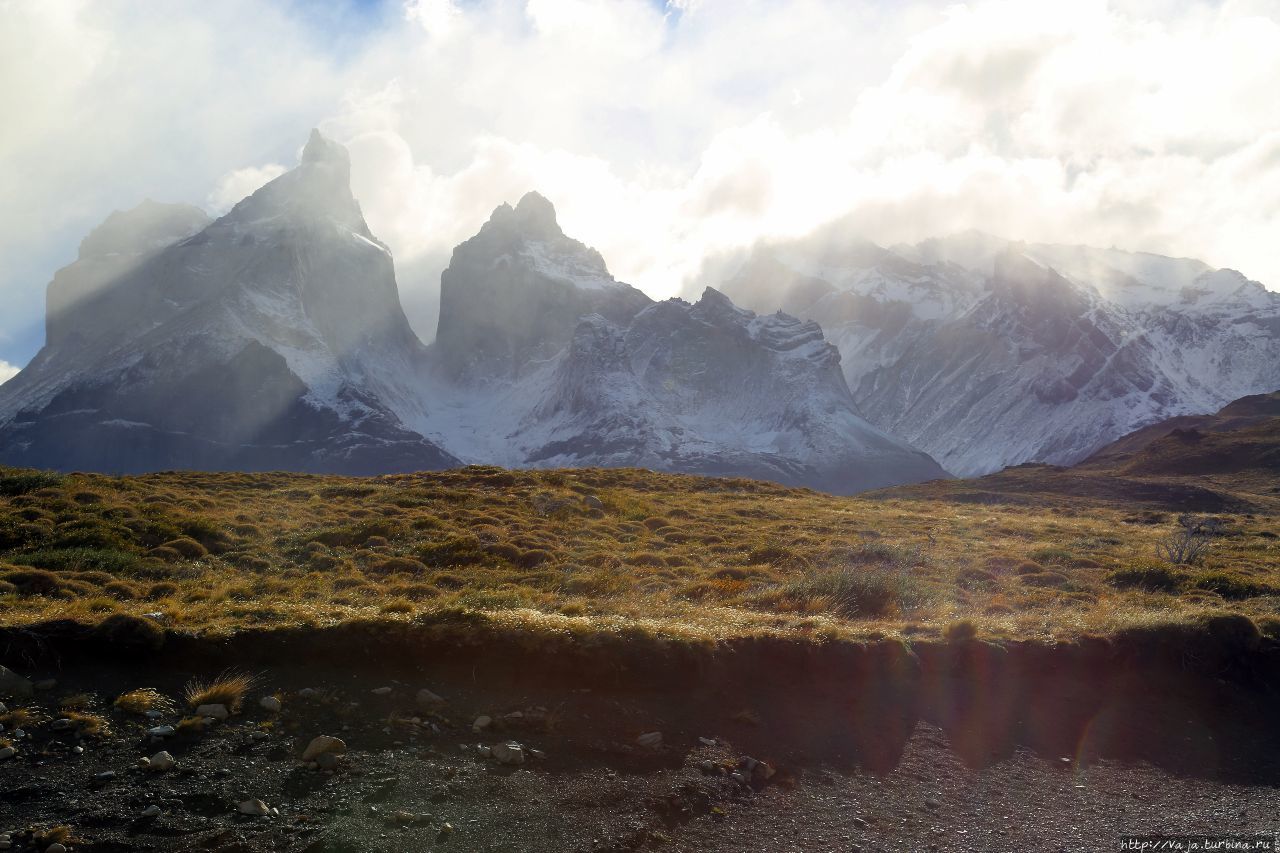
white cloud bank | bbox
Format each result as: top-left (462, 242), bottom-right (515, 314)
top-left (0, 361), bottom-right (20, 385)
top-left (1, 0), bottom-right (1278, 355)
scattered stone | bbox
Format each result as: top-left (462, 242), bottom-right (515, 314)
top-left (149, 750), bottom-right (176, 772)
top-left (925, 797), bottom-right (941, 810)
top-left (472, 715), bottom-right (492, 733)
top-left (72, 746), bottom-right (84, 755)
top-left (315, 752), bottom-right (340, 771)
top-left (528, 748), bottom-right (546, 760)
top-left (12, 729), bottom-right (23, 739)
top-left (259, 695), bottom-right (282, 713)
top-left (636, 731), bottom-right (663, 749)
top-left (416, 688), bottom-right (445, 708)
top-left (45, 844), bottom-right (66, 853)
top-left (196, 703), bottom-right (229, 720)
top-left (298, 688), bottom-right (318, 699)
top-left (141, 804), bottom-right (162, 818)
top-left (147, 725), bottom-right (175, 737)
top-left (698, 737), bottom-right (717, 747)
top-left (95, 770), bottom-right (117, 781)
top-left (143, 611), bottom-right (169, 623)
top-left (145, 710), bottom-right (163, 719)
top-left (372, 686), bottom-right (393, 696)
top-left (237, 799), bottom-right (271, 816)
top-left (492, 741), bottom-right (525, 765)
top-left (34, 678), bottom-right (57, 691)
top-left (301, 735), bottom-right (347, 761)
top-left (583, 494), bottom-right (604, 510)
top-left (476, 745), bottom-right (492, 758)
top-left (0, 746), bottom-right (15, 760)
top-left (0, 702), bottom-right (6, 713)
top-left (0, 665), bottom-right (33, 699)
top-left (730, 771), bottom-right (747, 784)
top-left (50, 718), bottom-right (73, 731)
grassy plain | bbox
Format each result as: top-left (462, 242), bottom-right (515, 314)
top-left (2, 460), bottom-right (1277, 646)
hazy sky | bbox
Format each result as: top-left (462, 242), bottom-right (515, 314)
top-left (2, 0), bottom-right (1278, 372)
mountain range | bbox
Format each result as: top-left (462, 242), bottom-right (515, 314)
top-left (0, 131), bottom-right (944, 493)
top-left (719, 227), bottom-right (1280, 476)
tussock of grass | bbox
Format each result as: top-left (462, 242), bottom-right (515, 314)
top-left (114, 687), bottom-right (177, 715)
top-left (184, 671), bottom-right (255, 712)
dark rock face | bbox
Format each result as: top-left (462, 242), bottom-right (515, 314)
top-left (434, 192), bottom-right (651, 382)
top-left (0, 130), bottom-right (457, 475)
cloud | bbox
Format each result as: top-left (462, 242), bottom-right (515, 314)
top-left (0, 360), bottom-right (20, 385)
top-left (1, 0), bottom-right (1278, 359)
top-left (208, 164), bottom-right (288, 212)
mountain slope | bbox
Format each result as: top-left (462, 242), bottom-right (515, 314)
top-left (721, 230), bottom-right (1280, 476)
top-left (420, 195), bottom-right (947, 493)
top-left (0, 134), bottom-right (945, 493)
top-left (0, 130), bottom-right (458, 474)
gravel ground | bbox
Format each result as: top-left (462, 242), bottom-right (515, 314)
top-left (1, 663), bottom-right (1277, 852)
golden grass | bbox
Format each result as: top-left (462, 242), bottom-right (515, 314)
top-left (0, 464), bottom-right (1276, 645)
top-left (184, 671), bottom-right (255, 712)
top-left (113, 687), bottom-right (177, 716)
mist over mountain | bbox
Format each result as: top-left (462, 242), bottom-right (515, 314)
top-left (0, 132), bottom-right (944, 493)
top-left (717, 228), bottom-right (1280, 476)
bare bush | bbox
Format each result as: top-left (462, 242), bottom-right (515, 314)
top-left (1155, 514), bottom-right (1221, 566)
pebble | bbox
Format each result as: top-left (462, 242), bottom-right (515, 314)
top-left (12, 729), bottom-right (24, 739)
top-left (149, 750), bottom-right (176, 772)
top-left (416, 688), bottom-right (445, 708)
top-left (476, 745), bottom-right (493, 758)
top-left (0, 746), bottom-right (15, 760)
top-left (196, 703), bottom-right (229, 720)
top-left (237, 799), bottom-right (271, 816)
top-left (298, 688), bottom-right (318, 699)
top-left (145, 710), bottom-right (163, 719)
top-left (301, 735), bottom-right (347, 761)
top-left (372, 686), bottom-right (393, 696)
top-left (259, 695), bottom-right (282, 713)
top-left (0, 701), bottom-right (6, 713)
top-left (636, 731), bottom-right (663, 749)
top-left (141, 804), bottom-right (162, 818)
top-left (95, 770), bottom-right (117, 781)
top-left (45, 844), bottom-right (66, 853)
top-left (698, 737), bottom-right (717, 747)
top-left (51, 718), bottom-right (73, 731)
top-left (492, 741), bottom-right (525, 765)
top-left (472, 715), bottom-right (492, 733)
top-left (147, 725), bottom-right (175, 737)
top-left (72, 746), bottom-right (84, 755)
top-left (925, 797), bottom-right (942, 810)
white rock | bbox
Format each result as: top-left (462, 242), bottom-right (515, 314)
top-left (415, 688), bottom-right (445, 708)
top-left (237, 799), bottom-right (270, 816)
top-left (472, 715), bottom-right (492, 733)
top-left (371, 686), bottom-right (392, 696)
top-left (492, 741), bottom-right (525, 765)
top-left (0, 746), bottom-right (16, 760)
top-left (142, 804), bottom-right (161, 818)
top-left (72, 745), bottom-right (84, 754)
top-left (636, 731), bottom-right (663, 749)
top-left (149, 750), bottom-right (176, 772)
top-left (301, 735), bottom-right (347, 761)
top-left (147, 725), bottom-right (175, 737)
top-left (259, 695), bottom-right (282, 713)
top-left (196, 703), bottom-right (229, 720)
